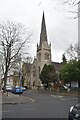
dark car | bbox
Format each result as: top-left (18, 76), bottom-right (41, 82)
top-left (12, 86), bottom-right (23, 94)
top-left (69, 103), bottom-right (80, 120)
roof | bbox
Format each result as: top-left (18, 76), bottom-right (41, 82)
top-left (22, 62), bottom-right (32, 73)
top-left (52, 62), bottom-right (63, 72)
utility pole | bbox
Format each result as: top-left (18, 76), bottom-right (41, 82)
top-left (78, 2), bottom-right (80, 61)
top-left (78, 2), bottom-right (80, 93)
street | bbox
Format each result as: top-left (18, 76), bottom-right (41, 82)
top-left (2, 90), bottom-right (79, 118)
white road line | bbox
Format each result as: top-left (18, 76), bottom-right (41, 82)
top-left (51, 95), bottom-right (63, 98)
top-left (51, 95), bottom-right (79, 101)
top-left (60, 98), bottom-right (78, 101)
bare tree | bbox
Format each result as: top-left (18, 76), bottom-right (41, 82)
top-left (62, 0), bottom-right (79, 6)
top-left (39, 0), bottom-right (79, 18)
top-left (65, 44), bottom-right (78, 61)
top-left (0, 21), bottom-right (31, 92)
top-left (61, 0), bottom-right (80, 19)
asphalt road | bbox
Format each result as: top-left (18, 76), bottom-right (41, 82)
top-left (2, 90), bottom-right (79, 118)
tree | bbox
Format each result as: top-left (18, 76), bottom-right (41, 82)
top-left (61, 0), bottom-right (79, 17)
top-left (39, 0), bottom-right (79, 18)
top-left (62, 53), bottom-right (67, 63)
top-left (65, 44), bottom-right (78, 61)
top-left (0, 21), bottom-right (31, 92)
top-left (39, 64), bottom-right (58, 88)
top-left (59, 60), bottom-right (80, 87)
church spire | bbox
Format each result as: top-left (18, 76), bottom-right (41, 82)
top-left (40, 11), bottom-right (48, 45)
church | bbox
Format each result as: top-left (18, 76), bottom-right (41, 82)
top-left (22, 12), bottom-right (62, 89)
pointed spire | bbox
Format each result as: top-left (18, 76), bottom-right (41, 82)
top-left (40, 11), bottom-right (47, 45)
top-left (41, 11), bottom-right (47, 36)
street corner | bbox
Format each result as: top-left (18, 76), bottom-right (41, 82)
top-left (2, 92), bottom-right (35, 104)
top-left (18, 95), bottom-right (36, 104)
top-left (26, 97), bottom-right (35, 103)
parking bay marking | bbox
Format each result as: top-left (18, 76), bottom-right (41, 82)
top-left (51, 95), bottom-right (63, 98)
top-left (60, 97), bottom-right (78, 101)
top-left (51, 95), bottom-right (78, 101)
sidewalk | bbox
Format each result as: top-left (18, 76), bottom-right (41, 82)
top-left (36, 89), bottom-right (80, 97)
top-left (1, 92), bottom-right (35, 104)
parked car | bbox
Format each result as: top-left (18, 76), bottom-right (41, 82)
top-left (12, 86), bottom-right (23, 94)
top-left (20, 86), bottom-right (26, 91)
top-left (2, 85), bottom-right (13, 92)
top-left (6, 85), bottom-right (13, 92)
top-left (69, 103), bottom-right (80, 120)
top-left (59, 85), bottom-right (70, 91)
top-left (15, 86), bottom-right (26, 91)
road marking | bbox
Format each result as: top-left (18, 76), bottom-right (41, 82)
top-left (60, 98), bottom-right (78, 101)
top-left (51, 95), bottom-right (63, 98)
top-left (51, 95), bottom-right (79, 101)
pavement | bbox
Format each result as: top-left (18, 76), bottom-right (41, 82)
top-left (36, 89), bottom-right (80, 97)
top-left (1, 91), bottom-right (35, 105)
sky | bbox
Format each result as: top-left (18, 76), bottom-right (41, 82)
top-left (0, 0), bottom-right (78, 63)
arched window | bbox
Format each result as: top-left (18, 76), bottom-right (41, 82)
top-left (45, 53), bottom-right (49, 60)
top-left (33, 81), bottom-right (35, 86)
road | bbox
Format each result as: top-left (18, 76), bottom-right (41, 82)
top-left (2, 90), bottom-right (79, 118)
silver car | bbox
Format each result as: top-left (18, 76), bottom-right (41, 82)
top-left (69, 103), bottom-right (80, 120)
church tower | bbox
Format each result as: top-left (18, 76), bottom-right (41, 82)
top-left (36, 12), bottom-right (52, 85)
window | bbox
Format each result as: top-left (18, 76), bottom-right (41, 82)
top-left (45, 53), bottom-right (49, 60)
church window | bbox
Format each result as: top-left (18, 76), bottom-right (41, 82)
top-left (45, 53), bottom-right (49, 60)
top-left (33, 81), bottom-right (35, 86)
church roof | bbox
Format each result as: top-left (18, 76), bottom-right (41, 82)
top-left (52, 62), bottom-right (63, 72)
top-left (23, 62), bottom-right (32, 73)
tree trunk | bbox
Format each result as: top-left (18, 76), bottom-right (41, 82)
top-left (70, 81), bottom-right (71, 88)
top-left (3, 71), bottom-right (7, 92)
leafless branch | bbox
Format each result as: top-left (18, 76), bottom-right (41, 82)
top-left (0, 21), bottom-right (31, 91)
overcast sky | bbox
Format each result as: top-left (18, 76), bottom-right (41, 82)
top-left (0, 0), bottom-right (78, 62)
